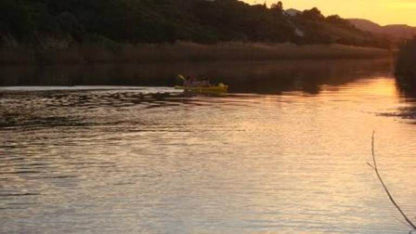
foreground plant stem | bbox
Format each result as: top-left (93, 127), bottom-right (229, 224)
top-left (370, 131), bottom-right (416, 231)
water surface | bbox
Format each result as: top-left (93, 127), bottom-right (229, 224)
top-left (1, 60), bottom-right (415, 233)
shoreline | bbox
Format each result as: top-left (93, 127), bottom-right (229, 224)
top-left (0, 59), bottom-right (393, 90)
top-left (0, 42), bottom-right (393, 66)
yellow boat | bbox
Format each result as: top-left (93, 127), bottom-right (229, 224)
top-left (174, 83), bottom-right (229, 94)
top-left (175, 74), bottom-right (228, 94)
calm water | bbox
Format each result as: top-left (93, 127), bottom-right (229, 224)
top-left (1, 60), bottom-right (416, 233)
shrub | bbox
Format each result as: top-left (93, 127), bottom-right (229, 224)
top-left (395, 37), bottom-right (416, 91)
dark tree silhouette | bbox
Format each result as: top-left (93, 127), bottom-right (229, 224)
top-left (0, 0), bottom-right (391, 48)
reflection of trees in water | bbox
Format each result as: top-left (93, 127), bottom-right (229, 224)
top-left (395, 38), bottom-right (416, 98)
top-left (0, 59), bottom-right (392, 94)
top-left (382, 102), bottom-right (416, 123)
top-left (390, 81), bottom-right (416, 122)
top-left (395, 82), bottom-right (416, 99)
top-left (218, 60), bottom-right (392, 94)
top-left (391, 38), bottom-right (416, 120)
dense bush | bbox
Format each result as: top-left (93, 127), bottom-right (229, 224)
top-left (395, 37), bottom-right (416, 92)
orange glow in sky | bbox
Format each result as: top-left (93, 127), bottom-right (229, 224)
top-left (243, 0), bottom-right (416, 26)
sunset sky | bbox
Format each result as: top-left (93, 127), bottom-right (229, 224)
top-left (243, 0), bottom-right (416, 26)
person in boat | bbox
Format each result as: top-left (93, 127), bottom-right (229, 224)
top-left (184, 76), bottom-right (195, 87)
top-left (184, 76), bottom-right (211, 87)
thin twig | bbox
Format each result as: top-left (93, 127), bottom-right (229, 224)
top-left (394, 215), bottom-right (413, 229)
top-left (370, 131), bottom-right (416, 230)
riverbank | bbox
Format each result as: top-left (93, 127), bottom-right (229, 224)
top-left (0, 42), bottom-right (393, 65)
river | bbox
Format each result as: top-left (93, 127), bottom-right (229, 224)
top-left (1, 59), bottom-right (415, 233)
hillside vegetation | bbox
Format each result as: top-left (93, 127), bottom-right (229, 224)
top-left (0, 0), bottom-right (391, 49)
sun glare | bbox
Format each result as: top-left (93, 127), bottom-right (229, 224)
top-left (243, 0), bottom-right (416, 26)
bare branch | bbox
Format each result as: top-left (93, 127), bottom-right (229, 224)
top-left (367, 162), bottom-right (375, 169)
top-left (371, 131), bottom-right (416, 230)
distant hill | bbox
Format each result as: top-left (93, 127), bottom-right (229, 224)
top-left (347, 19), bottom-right (381, 33)
top-left (349, 19), bottom-right (416, 39)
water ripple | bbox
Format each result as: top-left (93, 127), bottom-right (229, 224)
top-left (0, 82), bottom-right (415, 233)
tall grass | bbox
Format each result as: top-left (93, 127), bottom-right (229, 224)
top-left (0, 41), bottom-right (392, 65)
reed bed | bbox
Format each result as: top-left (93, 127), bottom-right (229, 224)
top-left (0, 41), bottom-right (392, 65)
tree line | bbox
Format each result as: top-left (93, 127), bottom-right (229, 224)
top-left (0, 0), bottom-right (391, 48)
